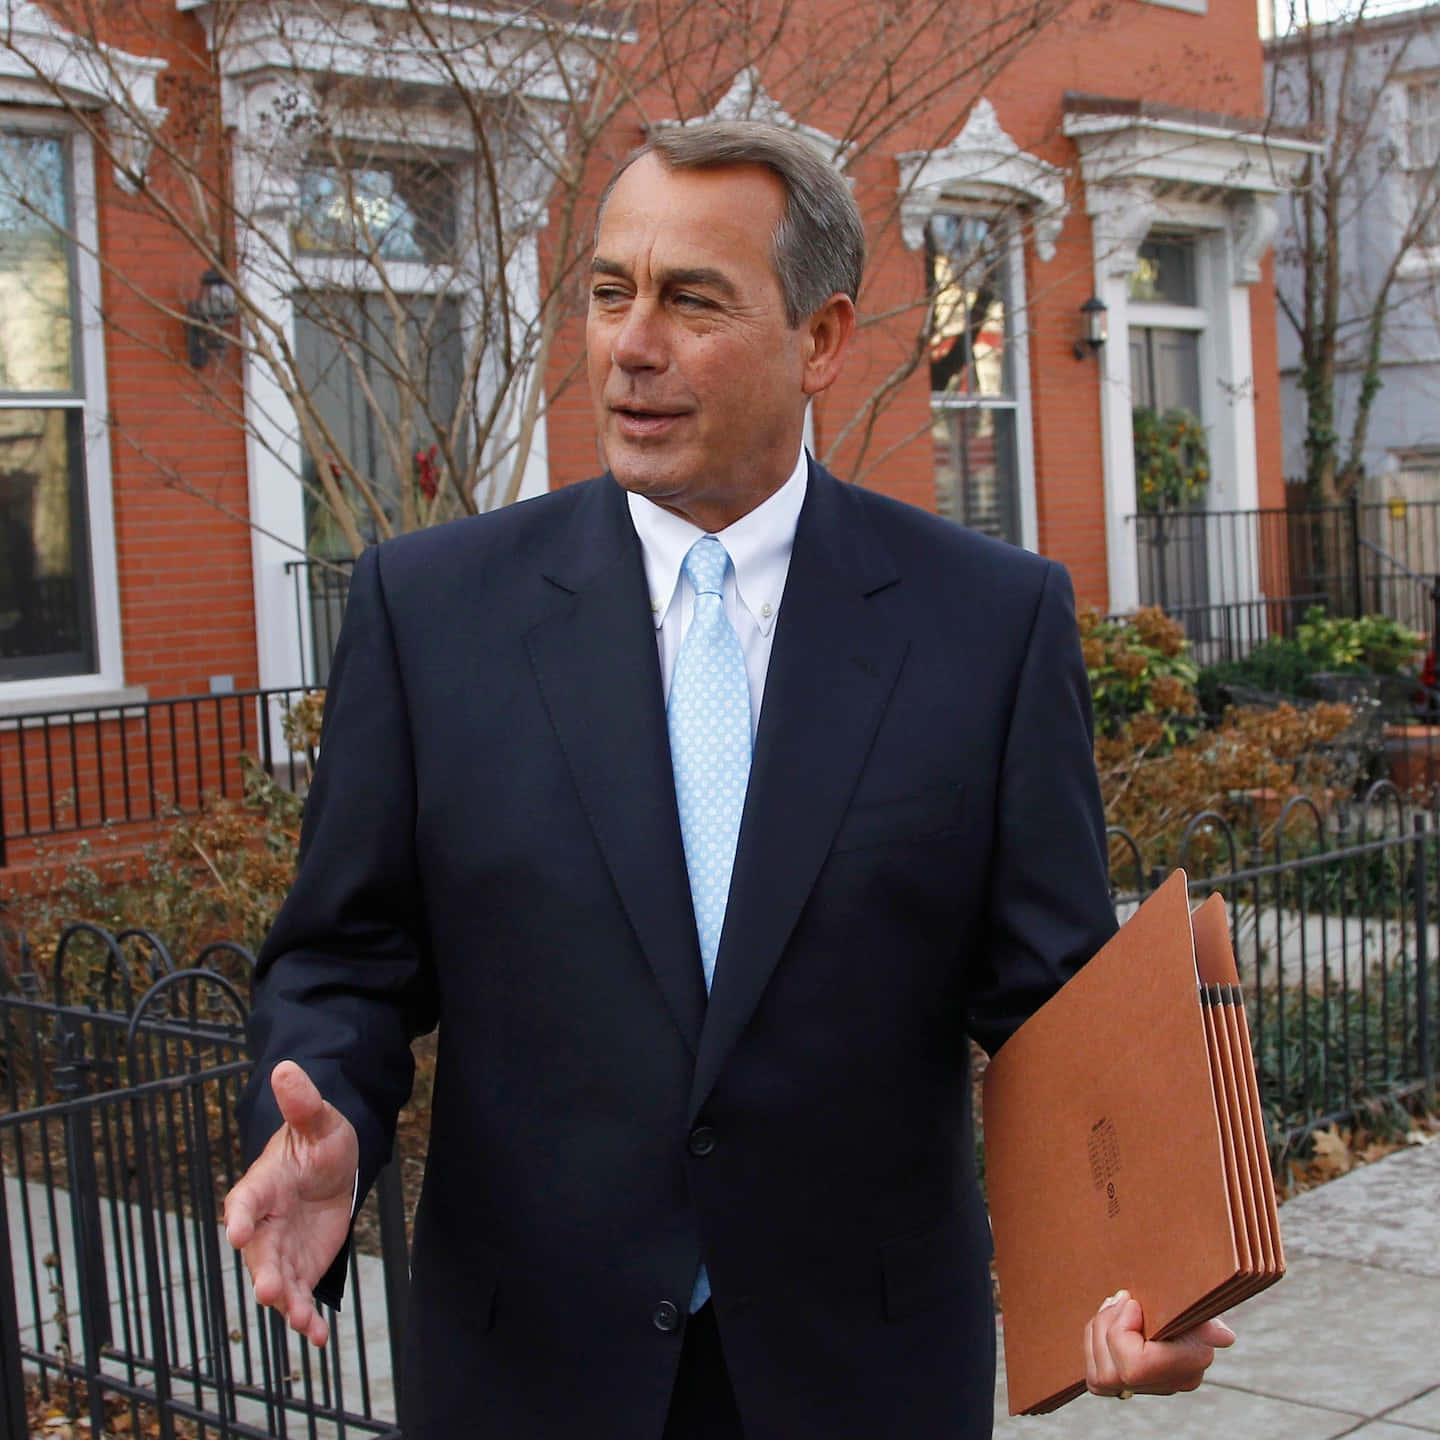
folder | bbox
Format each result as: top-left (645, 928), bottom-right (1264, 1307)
top-left (982, 870), bottom-right (1284, 1416)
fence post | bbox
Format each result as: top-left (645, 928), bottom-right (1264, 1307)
top-left (1430, 576), bottom-right (1440, 719)
top-left (0, 1176), bottom-right (27, 1440)
top-left (1349, 490), bottom-right (1363, 618)
top-left (375, 1158), bottom-right (409, 1415)
top-left (1417, 814), bottom-right (1434, 1092)
top-left (56, 1023), bottom-right (111, 1440)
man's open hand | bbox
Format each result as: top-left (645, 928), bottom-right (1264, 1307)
top-left (223, 1060), bottom-right (359, 1347)
top-left (1084, 1289), bottom-right (1236, 1399)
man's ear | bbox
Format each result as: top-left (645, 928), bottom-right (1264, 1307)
top-left (801, 293), bottom-right (857, 398)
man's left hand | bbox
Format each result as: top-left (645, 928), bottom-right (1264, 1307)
top-left (1084, 1289), bottom-right (1236, 1398)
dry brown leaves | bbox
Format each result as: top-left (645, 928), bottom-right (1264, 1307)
top-left (1281, 1112), bottom-right (1440, 1199)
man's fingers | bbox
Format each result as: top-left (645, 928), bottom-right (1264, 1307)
top-left (223, 1172), bottom-right (273, 1250)
top-left (1094, 1294), bottom-right (1232, 1395)
top-left (270, 1059), bottom-right (327, 1135)
top-left (1188, 1316), bottom-right (1237, 1349)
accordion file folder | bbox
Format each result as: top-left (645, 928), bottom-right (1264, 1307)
top-left (983, 869), bottom-right (1284, 1416)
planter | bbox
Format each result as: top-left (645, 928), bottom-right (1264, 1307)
top-left (1382, 723), bottom-right (1440, 799)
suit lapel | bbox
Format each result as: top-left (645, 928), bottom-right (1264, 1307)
top-left (689, 466), bottom-right (909, 1118)
top-left (525, 479), bottom-right (706, 1055)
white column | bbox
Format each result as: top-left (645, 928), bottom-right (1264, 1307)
top-left (231, 81), bottom-right (312, 693)
top-left (1087, 182), bottom-right (1159, 614)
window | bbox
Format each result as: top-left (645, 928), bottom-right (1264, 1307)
top-left (294, 155), bottom-right (458, 264)
top-left (1406, 78), bottom-right (1440, 250)
top-left (0, 132), bottom-right (96, 681)
top-left (1127, 238), bottom-right (1197, 306)
top-left (926, 212), bottom-right (1021, 544)
top-left (295, 291), bottom-right (465, 558)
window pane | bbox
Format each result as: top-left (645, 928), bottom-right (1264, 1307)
top-left (1128, 239), bottom-right (1197, 306)
top-left (294, 292), bottom-right (466, 557)
top-left (932, 407), bottom-right (1018, 544)
top-left (0, 133), bottom-right (74, 392)
top-left (926, 214), bottom-right (1010, 397)
top-left (295, 159), bottom-right (457, 263)
top-left (0, 408), bottom-right (95, 678)
top-left (1410, 79), bottom-right (1440, 168)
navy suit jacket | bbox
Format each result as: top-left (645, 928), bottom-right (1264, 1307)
top-left (242, 460), bottom-right (1116, 1438)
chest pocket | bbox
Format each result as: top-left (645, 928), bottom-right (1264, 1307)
top-left (830, 781), bottom-right (966, 855)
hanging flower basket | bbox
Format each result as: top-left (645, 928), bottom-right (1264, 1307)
top-left (1133, 406), bottom-right (1210, 513)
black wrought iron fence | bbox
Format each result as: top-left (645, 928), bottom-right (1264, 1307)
top-left (1129, 493), bottom-right (1440, 665)
top-left (286, 559), bottom-right (356, 691)
top-left (0, 687), bottom-right (318, 868)
top-left (0, 923), bottom-right (406, 1440)
top-left (1108, 782), bottom-right (1440, 1165)
top-left (5, 791), bottom-right (1440, 1434)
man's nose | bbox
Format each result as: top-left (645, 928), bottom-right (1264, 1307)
top-left (611, 300), bottom-right (667, 372)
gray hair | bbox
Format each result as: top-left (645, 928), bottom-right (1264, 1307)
top-left (596, 119), bottom-right (865, 328)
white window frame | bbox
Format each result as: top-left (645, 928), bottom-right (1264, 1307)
top-left (897, 100), bottom-right (1063, 553)
top-left (0, 113), bottom-right (126, 707)
top-left (1398, 74), bottom-right (1440, 277)
top-left (926, 207), bottom-right (1038, 551)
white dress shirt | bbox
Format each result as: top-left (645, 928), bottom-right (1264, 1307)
top-left (627, 449), bottom-right (808, 740)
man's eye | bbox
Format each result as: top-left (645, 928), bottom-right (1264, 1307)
top-left (591, 286), bottom-right (626, 304)
top-left (673, 292), bottom-right (711, 309)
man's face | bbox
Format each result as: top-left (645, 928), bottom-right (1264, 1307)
top-left (586, 153), bottom-right (813, 531)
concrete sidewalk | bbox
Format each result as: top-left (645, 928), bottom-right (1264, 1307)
top-left (994, 1139), bottom-right (1440, 1438)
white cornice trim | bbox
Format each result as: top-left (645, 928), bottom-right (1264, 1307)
top-left (176, 0), bottom-right (628, 45)
top-left (0, 1), bottom-right (167, 189)
top-left (896, 99), bottom-right (1069, 259)
top-left (659, 67), bottom-right (850, 165)
top-left (177, 0), bottom-right (610, 108)
top-left (1063, 109), bottom-right (1321, 195)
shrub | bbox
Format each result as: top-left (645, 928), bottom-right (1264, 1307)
top-left (1196, 610), bottom-right (1425, 713)
top-left (1197, 636), bottom-right (1324, 711)
top-left (1080, 606), bottom-right (1200, 745)
top-left (1293, 607), bottom-right (1424, 676)
top-left (1098, 700), bottom-right (1356, 874)
top-left (4, 754), bottom-right (301, 971)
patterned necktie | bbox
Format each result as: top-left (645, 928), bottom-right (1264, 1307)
top-left (668, 536), bottom-right (752, 1315)
top-left (668, 536), bottom-right (753, 995)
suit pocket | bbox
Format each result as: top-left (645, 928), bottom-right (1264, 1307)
top-left (411, 1237), bottom-right (501, 1336)
top-left (830, 782), bottom-right (965, 854)
top-left (880, 1206), bottom-right (992, 1321)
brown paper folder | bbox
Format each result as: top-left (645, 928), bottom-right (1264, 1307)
top-left (983, 870), bottom-right (1284, 1416)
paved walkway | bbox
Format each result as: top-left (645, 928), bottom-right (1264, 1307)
top-left (994, 1139), bottom-right (1440, 1438)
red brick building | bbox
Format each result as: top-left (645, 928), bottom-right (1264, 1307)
top-left (0, 0), bottom-right (1316, 867)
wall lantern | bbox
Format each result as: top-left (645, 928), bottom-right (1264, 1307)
top-left (186, 267), bottom-right (238, 370)
top-left (1072, 294), bottom-right (1108, 361)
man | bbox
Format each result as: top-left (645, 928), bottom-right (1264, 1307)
top-left (225, 121), bottom-right (1233, 1437)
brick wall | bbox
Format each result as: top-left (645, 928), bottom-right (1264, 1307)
top-left (544, 0), bottom-right (1280, 614)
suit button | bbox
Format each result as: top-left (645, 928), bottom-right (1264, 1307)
top-left (688, 1125), bottom-right (717, 1157)
top-left (653, 1301), bottom-right (681, 1333)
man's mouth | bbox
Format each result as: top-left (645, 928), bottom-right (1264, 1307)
top-left (612, 405), bottom-right (687, 435)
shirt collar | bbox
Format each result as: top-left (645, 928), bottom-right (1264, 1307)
top-left (627, 450), bottom-right (808, 637)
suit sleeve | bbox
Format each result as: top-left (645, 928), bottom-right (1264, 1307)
top-left (239, 545), bottom-right (438, 1299)
top-left (966, 559), bottom-right (1117, 1056)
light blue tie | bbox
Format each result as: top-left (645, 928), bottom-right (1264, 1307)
top-left (667, 535), bottom-right (752, 1314)
top-left (668, 536), bottom-right (753, 994)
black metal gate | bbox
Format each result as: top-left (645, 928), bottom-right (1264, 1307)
top-left (0, 921), bottom-right (408, 1440)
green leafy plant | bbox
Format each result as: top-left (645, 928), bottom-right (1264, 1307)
top-left (1079, 606), bottom-right (1201, 744)
top-left (1197, 636), bottom-right (1326, 711)
top-left (1293, 607), bottom-right (1425, 676)
top-left (1133, 406), bottom-right (1210, 513)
